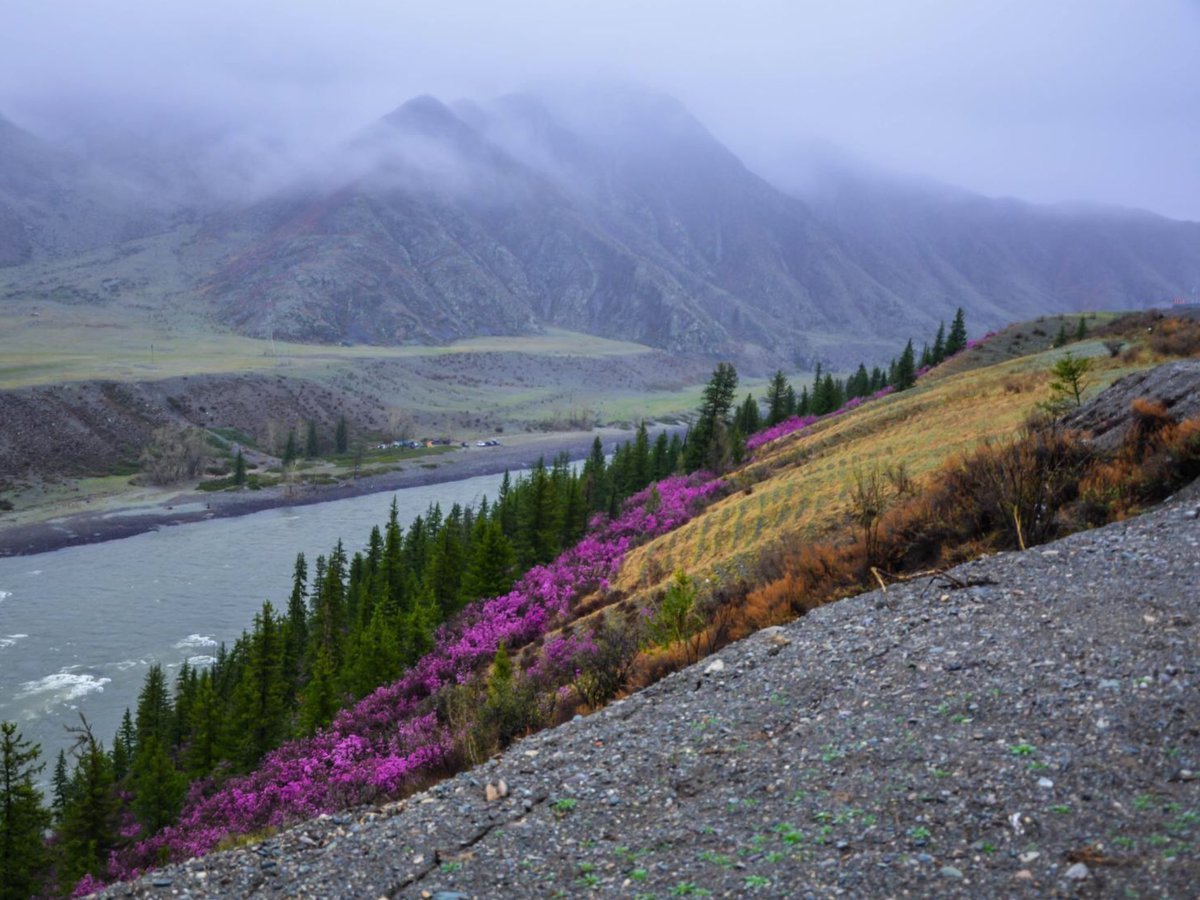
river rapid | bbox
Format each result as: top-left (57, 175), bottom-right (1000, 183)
top-left (0, 469), bottom-right (516, 772)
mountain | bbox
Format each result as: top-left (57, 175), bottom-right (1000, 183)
top-left (3, 90), bottom-right (1199, 367)
top-left (0, 113), bottom-right (166, 265)
top-left (772, 152), bottom-right (1200, 326)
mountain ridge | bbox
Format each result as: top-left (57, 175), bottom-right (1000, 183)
top-left (3, 89), bottom-right (1198, 368)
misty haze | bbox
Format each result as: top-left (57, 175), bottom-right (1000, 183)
top-left (1, 3), bottom-right (1199, 897)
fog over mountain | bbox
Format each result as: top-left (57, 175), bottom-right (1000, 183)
top-left (3, 1), bottom-right (1198, 220)
top-left (2, 82), bottom-right (1198, 370)
top-left (2, 3), bottom-right (1199, 368)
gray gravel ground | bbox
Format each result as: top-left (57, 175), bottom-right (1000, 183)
top-left (100, 485), bottom-right (1200, 899)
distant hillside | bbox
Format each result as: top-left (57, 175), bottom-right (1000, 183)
top-left (3, 90), bottom-right (1199, 367)
top-left (0, 114), bottom-right (167, 265)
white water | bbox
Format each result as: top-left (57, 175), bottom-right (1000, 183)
top-left (0, 469), bottom-right (514, 767)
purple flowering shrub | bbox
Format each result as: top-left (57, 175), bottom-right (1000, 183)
top-left (111, 471), bottom-right (723, 881)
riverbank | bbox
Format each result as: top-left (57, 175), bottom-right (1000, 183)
top-left (0, 427), bottom-right (652, 557)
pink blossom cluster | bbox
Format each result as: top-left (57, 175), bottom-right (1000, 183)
top-left (111, 471), bottom-right (723, 881)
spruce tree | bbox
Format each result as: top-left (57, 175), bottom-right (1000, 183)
top-left (1075, 316), bottom-right (1087, 341)
top-left (735, 393), bottom-right (761, 436)
top-left (630, 422), bottom-right (652, 492)
top-left (282, 428), bottom-right (298, 466)
top-left (231, 603), bottom-right (288, 769)
top-left (59, 718), bottom-right (118, 888)
top-left (764, 370), bottom-right (791, 426)
top-left (894, 340), bottom-right (917, 390)
top-left (335, 415), bottom-right (349, 454)
top-left (134, 664), bottom-right (173, 756)
top-left (651, 431), bottom-right (671, 480)
top-left (931, 322), bottom-right (947, 364)
top-left (945, 307), bottom-right (967, 355)
top-left (461, 520), bottom-right (516, 604)
top-left (0, 721), bottom-right (51, 900)
top-left (685, 362), bottom-right (738, 473)
top-left (233, 449), bottom-right (247, 486)
top-left (51, 749), bottom-right (70, 823)
top-left (1053, 321), bottom-right (1069, 348)
top-left (581, 437), bottom-right (609, 511)
top-left (298, 643), bottom-right (338, 736)
top-left (130, 735), bottom-right (184, 834)
top-left (304, 420), bottom-right (319, 458)
top-left (184, 672), bottom-right (224, 777)
top-left (110, 709), bottom-right (134, 783)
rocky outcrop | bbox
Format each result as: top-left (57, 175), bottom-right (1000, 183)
top-left (1064, 359), bottom-right (1200, 452)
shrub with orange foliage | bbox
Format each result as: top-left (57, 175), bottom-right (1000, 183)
top-left (1148, 316), bottom-right (1200, 358)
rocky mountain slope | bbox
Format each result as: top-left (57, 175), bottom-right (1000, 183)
top-left (4, 89), bottom-right (1199, 367)
top-left (98, 481), bottom-right (1200, 898)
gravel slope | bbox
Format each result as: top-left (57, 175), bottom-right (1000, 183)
top-left (100, 486), bottom-right (1200, 899)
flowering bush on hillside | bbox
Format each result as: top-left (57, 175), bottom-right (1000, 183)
top-left (112, 471), bottom-right (724, 879)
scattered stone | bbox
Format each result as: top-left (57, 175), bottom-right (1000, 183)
top-left (1065, 862), bottom-right (1090, 881)
top-left (940, 866), bottom-right (964, 879)
top-left (704, 659), bottom-right (726, 675)
top-left (485, 779), bottom-right (509, 802)
top-left (1037, 777), bottom-right (1054, 789)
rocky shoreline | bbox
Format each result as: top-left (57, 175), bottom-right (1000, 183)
top-left (0, 428), bottom-right (647, 558)
top-left (98, 482), bottom-right (1200, 898)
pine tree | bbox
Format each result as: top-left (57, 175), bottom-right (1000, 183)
top-left (630, 422), bottom-right (651, 492)
top-left (685, 362), bottom-right (738, 472)
top-left (894, 340), bottom-right (917, 390)
top-left (185, 671), bottom-right (224, 777)
top-left (796, 385), bottom-right (810, 416)
top-left (335, 414), bottom-right (349, 454)
top-left (51, 749), bottom-right (70, 822)
top-left (931, 322), bottom-right (947, 364)
top-left (581, 437), bottom-right (609, 511)
top-left (304, 420), bottom-right (320, 458)
top-left (735, 393), bottom-right (761, 436)
top-left (231, 602), bottom-right (288, 769)
top-left (134, 664), bottom-right (173, 757)
top-left (424, 506), bottom-right (466, 618)
top-left (0, 721), bottom-right (51, 900)
top-left (111, 709), bottom-right (134, 783)
top-left (233, 449), bottom-right (247, 487)
top-left (764, 370), bottom-right (791, 426)
top-left (460, 520), bottom-right (517, 604)
top-left (298, 644), bottom-right (338, 736)
top-left (282, 428), bottom-right (298, 466)
top-left (945, 307), bottom-right (967, 355)
top-left (59, 718), bottom-right (118, 888)
top-left (130, 735), bottom-right (184, 834)
top-left (651, 431), bottom-right (671, 480)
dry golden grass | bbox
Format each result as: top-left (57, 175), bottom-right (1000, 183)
top-left (614, 340), bottom-right (1135, 599)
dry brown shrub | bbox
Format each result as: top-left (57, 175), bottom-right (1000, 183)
top-left (1124, 398), bottom-right (1175, 460)
top-left (624, 644), bottom-right (693, 693)
top-left (1148, 316), bottom-right (1200, 357)
top-left (737, 576), bottom-right (799, 635)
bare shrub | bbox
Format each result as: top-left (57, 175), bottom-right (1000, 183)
top-left (138, 425), bottom-right (210, 485)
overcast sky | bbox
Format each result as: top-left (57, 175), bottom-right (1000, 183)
top-left (4, 0), bottom-right (1199, 219)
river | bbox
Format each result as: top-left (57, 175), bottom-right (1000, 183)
top-left (0, 468), bottom-right (516, 771)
